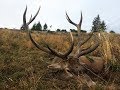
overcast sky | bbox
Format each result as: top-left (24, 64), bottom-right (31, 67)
top-left (0, 0), bottom-right (120, 33)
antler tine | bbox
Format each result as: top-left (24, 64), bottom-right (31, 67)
top-left (29, 14), bottom-right (32, 23)
top-left (64, 32), bottom-right (74, 56)
top-left (63, 32), bottom-right (74, 56)
top-left (66, 12), bottom-right (83, 36)
top-left (76, 34), bottom-right (100, 58)
top-left (75, 32), bottom-right (93, 57)
top-left (72, 12), bottom-right (83, 55)
top-left (22, 6), bottom-right (27, 29)
top-left (45, 32), bottom-right (74, 59)
top-left (66, 12), bottom-right (83, 40)
top-left (79, 12), bottom-right (83, 29)
top-left (79, 32), bottom-right (94, 47)
top-left (66, 12), bottom-right (77, 27)
top-left (27, 6), bottom-right (40, 25)
top-left (28, 30), bottom-right (52, 54)
top-left (78, 12), bottom-right (83, 38)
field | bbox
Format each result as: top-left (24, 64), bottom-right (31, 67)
top-left (0, 29), bottom-right (120, 90)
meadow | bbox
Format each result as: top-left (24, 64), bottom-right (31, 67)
top-left (0, 28), bottom-right (120, 90)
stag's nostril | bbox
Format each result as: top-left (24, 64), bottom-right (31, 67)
top-left (47, 65), bottom-right (52, 68)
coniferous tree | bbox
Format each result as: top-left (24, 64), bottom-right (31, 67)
top-left (110, 30), bottom-right (115, 33)
top-left (31, 23), bottom-right (37, 30)
top-left (56, 29), bottom-right (61, 32)
top-left (100, 21), bottom-right (106, 32)
top-left (61, 29), bottom-right (67, 33)
top-left (70, 29), bottom-right (77, 33)
top-left (31, 22), bottom-right (42, 31)
top-left (36, 22), bottom-right (42, 31)
top-left (91, 15), bottom-right (106, 32)
top-left (43, 23), bottom-right (48, 31)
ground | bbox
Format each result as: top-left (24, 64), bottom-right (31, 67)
top-left (0, 29), bottom-right (120, 90)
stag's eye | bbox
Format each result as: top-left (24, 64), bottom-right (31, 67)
top-left (67, 69), bottom-right (71, 73)
top-left (75, 66), bottom-right (79, 69)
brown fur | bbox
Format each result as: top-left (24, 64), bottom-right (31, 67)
top-left (79, 56), bottom-right (105, 73)
top-left (48, 56), bottom-right (105, 74)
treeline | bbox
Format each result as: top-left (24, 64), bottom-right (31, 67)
top-left (31, 22), bottom-right (87, 33)
top-left (31, 15), bottom-right (116, 33)
top-left (31, 22), bottom-right (48, 31)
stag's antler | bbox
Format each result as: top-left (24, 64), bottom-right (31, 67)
top-left (66, 12), bottom-right (99, 58)
top-left (21, 6), bottom-right (74, 59)
top-left (21, 6), bottom-right (40, 30)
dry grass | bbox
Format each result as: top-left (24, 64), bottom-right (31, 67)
top-left (0, 29), bottom-right (120, 90)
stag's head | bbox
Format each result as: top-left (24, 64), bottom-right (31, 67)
top-left (47, 12), bottom-right (99, 72)
top-left (20, 6), bottom-right (40, 30)
top-left (25, 10), bottom-right (99, 75)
